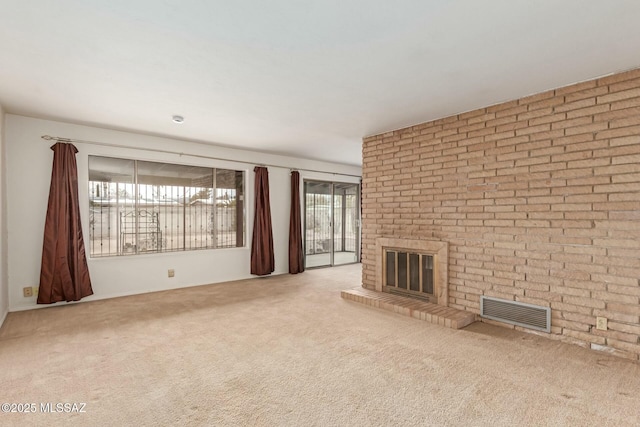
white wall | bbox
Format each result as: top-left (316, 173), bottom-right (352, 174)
top-left (6, 115), bottom-right (361, 311)
top-left (0, 105), bottom-right (7, 326)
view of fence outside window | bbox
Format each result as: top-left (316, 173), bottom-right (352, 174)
top-left (88, 156), bottom-right (245, 257)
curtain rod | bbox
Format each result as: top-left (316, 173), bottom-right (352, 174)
top-left (41, 135), bottom-right (361, 178)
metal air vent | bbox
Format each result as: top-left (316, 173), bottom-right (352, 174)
top-left (480, 296), bottom-right (550, 333)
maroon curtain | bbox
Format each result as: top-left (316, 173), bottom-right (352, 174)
top-left (38, 143), bottom-right (93, 304)
top-left (288, 171), bottom-right (304, 274)
top-left (251, 166), bottom-right (275, 275)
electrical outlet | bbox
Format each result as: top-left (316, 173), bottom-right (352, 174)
top-left (596, 316), bottom-right (608, 331)
top-left (32, 286), bottom-right (39, 297)
top-left (168, 269), bottom-right (175, 278)
top-left (23, 287), bottom-right (33, 297)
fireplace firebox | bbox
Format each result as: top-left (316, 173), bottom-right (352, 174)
top-left (384, 249), bottom-right (434, 301)
top-left (376, 238), bottom-right (448, 306)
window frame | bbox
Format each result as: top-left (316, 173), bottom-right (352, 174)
top-left (87, 155), bottom-right (246, 258)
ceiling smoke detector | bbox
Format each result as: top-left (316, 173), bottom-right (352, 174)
top-left (172, 115), bottom-right (185, 124)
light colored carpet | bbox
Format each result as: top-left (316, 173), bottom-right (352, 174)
top-left (1, 264), bottom-right (639, 426)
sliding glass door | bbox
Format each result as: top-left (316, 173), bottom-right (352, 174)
top-left (333, 183), bottom-right (359, 265)
top-left (304, 180), bottom-right (360, 268)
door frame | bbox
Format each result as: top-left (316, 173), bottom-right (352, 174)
top-left (303, 179), bottom-right (360, 269)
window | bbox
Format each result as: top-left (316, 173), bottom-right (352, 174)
top-left (88, 156), bottom-right (245, 257)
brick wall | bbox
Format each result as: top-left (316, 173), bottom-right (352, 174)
top-left (362, 68), bottom-right (640, 361)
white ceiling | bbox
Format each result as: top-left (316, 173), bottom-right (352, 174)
top-left (1, 1), bottom-right (640, 166)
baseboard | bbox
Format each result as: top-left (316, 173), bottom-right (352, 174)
top-left (9, 271), bottom-right (291, 312)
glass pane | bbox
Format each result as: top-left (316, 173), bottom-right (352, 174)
top-left (88, 156), bottom-right (135, 257)
top-left (304, 181), bottom-right (332, 267)
top-left (386, 251), bottom-right (396, 286)
top-left (422, 255), bottom-right (434, 294)
top-left (397, 252), bottom-right (407, 289)
top-left (236, 170), bottom-right (245, 247)
top-left (137, 160), bottom-right (215, 252)
top-left (409, 253), bottom-right (420, 291)
top-left (156, 182), bottom-right (185, 252)
top-left (333, 194), bottom-right (343, 251)
top-left (215, 169), bottom-right (244, 248)
top-left (333, 183), bottom-right (359, 265)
